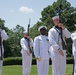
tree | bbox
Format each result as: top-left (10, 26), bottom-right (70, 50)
top-left (40, 0), bottom-right (76, 31)
top-left (0, 18), bottom-right (26, 57)
top-left (0, 18), bottom-right (5, 29)
top-left (30, 21), bottom-right (45, 39)
top-left (30, 0), bottom-right (76, 38)
top-left (4, 25), bottom-right (25, 57)
top-left (30, 0), bottom-right (76, 57)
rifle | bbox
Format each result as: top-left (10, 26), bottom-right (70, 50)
top-left (72, 56), bottom-right (74, 75)
top-left (0, 20), bottom-right (5, 60)
top-left (27, 19), bottom-right (32, 53)
top-left (58, 0), bottom-right (67, 50)
top-left (0, 28), bottom-right (3, 60)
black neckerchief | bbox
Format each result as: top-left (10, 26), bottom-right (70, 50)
top-left (54, 26), bottom-right (66, 49)
top-left (55, 26), bottom-right (61, 29)
top-left (24, 37), bottom-right (28, 39)
top-left (24, 37), bottom-right (29, 41)
top-left (54, 26), bottom-right (62, 35)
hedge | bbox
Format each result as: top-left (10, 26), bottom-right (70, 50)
top-left (3, 57), bottom-right (74, 66)
top-left (3, 57), bottom-right (36, 66)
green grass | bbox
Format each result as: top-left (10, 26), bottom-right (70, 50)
top-left (3, 64), bottom-right (73, 75)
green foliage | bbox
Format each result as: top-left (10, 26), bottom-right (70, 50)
top-left (66, 57), bottom-right (73, 64)
top-left (0, 18), bottom-right (5, 29)
top-left (41, 0), bottom-right (76, 32)
top-left (30, 21), bottom-right (44, 39)
top-left (30, 0), bottom-right (76, 57)
top-left (66, 38), bottom-right (73, 57)
top-left (3, 57), bottom-right (36, 66)
top-left (0, 18), bottom-right (28, 58)
top-left (4, 25), bottom-right (25, 57)
top-left (30, 0), bottom-right (76, 37)
top-left (3, 57), bottom-right (73, 66)
top-left (3, 57), bottom-right (22, 66)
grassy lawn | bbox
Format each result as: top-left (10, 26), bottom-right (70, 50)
top-left (3, 64), bottom-right (73, 75)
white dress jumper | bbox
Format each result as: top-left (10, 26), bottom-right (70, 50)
top-left (48, 27), bottom-right (71, 75)
top-left (34, 35), bottom-right (50, 75)
top-left (0, 29), bottom-right (8, 75)
top-left (71, 31), bottom-right (76, 75)
top-left (20, 38), bottom-right (33, 75)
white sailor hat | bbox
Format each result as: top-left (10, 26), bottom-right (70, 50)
top-left (52, 15), bottom-right (59, 20)
top-left (23, 31), bottom-right (28, 34)
top-left (74, 24), bottom-right (76, 27)
top-left (38, 26), bottom-right (47, 31)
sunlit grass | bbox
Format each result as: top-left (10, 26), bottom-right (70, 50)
top-left (3, 64), bottom-right (73, 75)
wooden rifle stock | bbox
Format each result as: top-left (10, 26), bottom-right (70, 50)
top-left (58, 0), bottom-right (67, 50)
top-left (60, 29), bottom-right (67, 50)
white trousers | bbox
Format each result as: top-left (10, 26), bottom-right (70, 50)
top-left (74, 55), bottom-right (76, 75)
top-left (51, 50), bottom-right (66, 75)
top-left (0, 60), bottom-right (3, 75)
top-left (22, 52), bottom-right (32, 75)
top-left (37, 59), bottom-right (49, 75)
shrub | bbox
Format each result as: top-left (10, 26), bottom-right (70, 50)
top-left (3, 57), bottom-right (22, 66)
top-left (3, 57), bottom-right (74, 66)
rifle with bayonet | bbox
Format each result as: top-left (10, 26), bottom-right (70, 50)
top-left (27, 19), bottom-right (33, 53)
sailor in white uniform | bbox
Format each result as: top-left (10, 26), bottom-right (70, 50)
top-left (34, 26), bottom-right (50, 75)
top-left (0, 28), bottom-right (8, 75)
top-left (48, 16), bottom-right (71, 75)
top-left (71, 24), bottom-right (76, 75)
top-left (20, 31), bottom-right (33, 75)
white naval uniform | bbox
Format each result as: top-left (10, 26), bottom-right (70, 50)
top-left (0, 29), bottom-right (8, 75)
top-left (20, 37), bottom-right (33, 75)
top-left (48, 27), bottom-right (71, 75)
top-left (71, 31), bottom-right (76, 75)
top-left (34, 35), bottom-right (50, 75)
